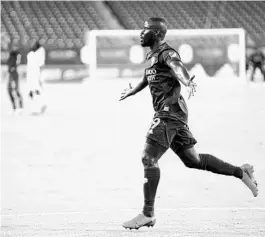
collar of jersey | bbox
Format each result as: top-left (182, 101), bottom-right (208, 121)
top-left (146, 42), bottom-right (167, 60)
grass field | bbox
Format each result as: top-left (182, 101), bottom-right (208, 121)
top-left (1, 76), bottom-right (265, 237)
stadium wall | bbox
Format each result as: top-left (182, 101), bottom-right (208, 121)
top-left (1, 47), bottom-right (89, 83)
top-left (1, 64), bottom-right (89, 83)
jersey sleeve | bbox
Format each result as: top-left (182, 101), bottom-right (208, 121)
top-left (161, 49), bottom-right (181, 66)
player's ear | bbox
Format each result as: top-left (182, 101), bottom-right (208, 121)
top-left (154, 29), bottom-right (160, 35)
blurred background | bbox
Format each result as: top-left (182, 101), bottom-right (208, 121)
top-left (1, 2), bottom-right (265, 236)
top-left (1, 0), bottom-right (265, 82)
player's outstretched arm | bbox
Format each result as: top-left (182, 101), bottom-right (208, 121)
top-left (119, 76), bottom-right (148, 101)
top-left (17, 53), bottom-right (21, 65)
top-left (168, 60), bottom-right (197, 99)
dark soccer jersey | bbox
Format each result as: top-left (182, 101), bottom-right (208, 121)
top-left (144, 43), bottom-right (188, 123)
top-left (7, 50), bottom-right (19, 74)
top-left (251, 51), bottom-right (265, 66)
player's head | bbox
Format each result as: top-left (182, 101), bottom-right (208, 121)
top-left (140, 17), bottom-right (167, 47)
top-left (31, 40), bottom-right (41, 52)
top-left (9, 49), bottom-right (19, 57)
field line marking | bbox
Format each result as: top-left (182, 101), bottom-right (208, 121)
top-left (1, 207), bottom-right (265, 217)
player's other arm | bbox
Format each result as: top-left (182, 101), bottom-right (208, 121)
top-left (16, 54), bottom-right (21, 67)
top-left (162, 50), bottom-right (194, 86)
top-left (119, 76), bottom-right (148, 101)
top-left (168, 60), bottom-right (195, 86)
top-left (163, 50), bottom-right (196, 98)
top-left (169, 60), bottom-right (196, 99)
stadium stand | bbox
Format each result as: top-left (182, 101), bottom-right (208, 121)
top-left (1, 1), bottom-right (117, 49)
top-left (106, 1), bottom-right (265, 47)
top-left (1, 1), bottom-right (265, 49)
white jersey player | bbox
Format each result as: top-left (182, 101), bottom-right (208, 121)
top-left (26, 41), bottom-right (47, 114)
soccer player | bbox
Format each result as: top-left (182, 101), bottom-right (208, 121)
top-left (249, 48), bottom-right (265, 82)
top-left (26, 40), bottom-right (47, 114)
top-left (7, 48), bottom-right (23, 113)
top-left (119, 18), bottom-right (258, 230)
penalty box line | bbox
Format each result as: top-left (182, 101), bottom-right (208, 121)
top-left (2, 207), bottom-right (265, 217)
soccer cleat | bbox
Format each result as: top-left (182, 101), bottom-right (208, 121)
top-left (13, 108), bottom-right (23, 116)
top-left (40, 104), bottom-right (47, 114)
top-left (241, 164), bottom-right (258, 197)
top-left (122, 213), bottom-right (156, 230)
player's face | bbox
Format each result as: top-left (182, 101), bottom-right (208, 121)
top-left (140, 21), bottom-right (156, 47)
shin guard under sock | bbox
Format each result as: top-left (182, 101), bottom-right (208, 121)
top-left (143, 167), bottom-right (160, 217)
top-left (199, 153), bottom-right (243, 179)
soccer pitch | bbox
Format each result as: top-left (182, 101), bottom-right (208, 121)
top-left (1, 77), bottom-right (265, 237)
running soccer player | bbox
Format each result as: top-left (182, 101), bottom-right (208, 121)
top-left (119, 18), bottom-right (258, 230)
top-left (7, 48), bottom-right (23, 113)
top-left (26, 41), bottom-right (47, 114)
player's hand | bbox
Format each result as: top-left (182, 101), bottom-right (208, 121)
top-left (187, 76), bottom-right (197, 99)
top-left (119, 83), bottom-right (133, 101)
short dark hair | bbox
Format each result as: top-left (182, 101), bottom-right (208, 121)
top-left (10, 50), bottom-right (19, 57)
top-left (148, 17), bottom-right (167, 40)
top-left (31, 40), bottom-right (42, 51)
top-left (149, 17), bottom-right (167, 25)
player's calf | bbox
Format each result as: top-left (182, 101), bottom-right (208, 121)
top-left (7, 88), bottom-right (16, 111)
top-left (141, 143), bottom-right (164, 218)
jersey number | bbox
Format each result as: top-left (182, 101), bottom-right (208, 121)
top-left (149, 118), bottom-right (161, 134)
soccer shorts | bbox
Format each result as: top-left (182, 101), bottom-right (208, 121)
top-left (146, 95), bottom-right (197, 153)
top-left (146, 117), bottom-right (197, 153)
top-left (8, 72), bottom-right (19, 91)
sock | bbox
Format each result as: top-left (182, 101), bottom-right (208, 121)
top-left (199, 153), bottom-right (243, 179)
top-left (143, 167), bottom-right (160, 217)
top-left (8, 90), bottom-right (16, 110)
top-left (17, 92), bottom-right (23, 108)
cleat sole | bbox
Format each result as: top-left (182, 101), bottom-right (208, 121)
top-left (123, 219), bottom-right (156, 230)
top-left (144, 219), bottom-right (156, 228)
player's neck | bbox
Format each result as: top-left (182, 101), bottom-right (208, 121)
top-left (150, 40), bottom-right (164, 51)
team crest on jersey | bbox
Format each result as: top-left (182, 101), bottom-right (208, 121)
top-left (168, 51), bottom-right (178, 59)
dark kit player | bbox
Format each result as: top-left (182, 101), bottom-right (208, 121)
top-left (119, 18), bottom-right (258, 230)
top-left (7, 48), bottom-right (23, 113)
top-left (249, 48), bottom-right (265, 82)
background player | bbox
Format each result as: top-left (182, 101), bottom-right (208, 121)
top-left (248, 47), bottom-right (265, 82)
top-left (26, 40), bottom-right (47, 114)
top-left (119, 17), bottom-right (259, 230)
top-left (7, 47), bottom-right (23, 114)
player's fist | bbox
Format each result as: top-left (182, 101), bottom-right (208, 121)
top-left (119, 83), bottom-right (133, 101)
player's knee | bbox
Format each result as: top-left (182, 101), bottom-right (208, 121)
top-left (141, 154), bottom-right (158, 168)
top-left (7, 88), bottom-right (12, 94)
